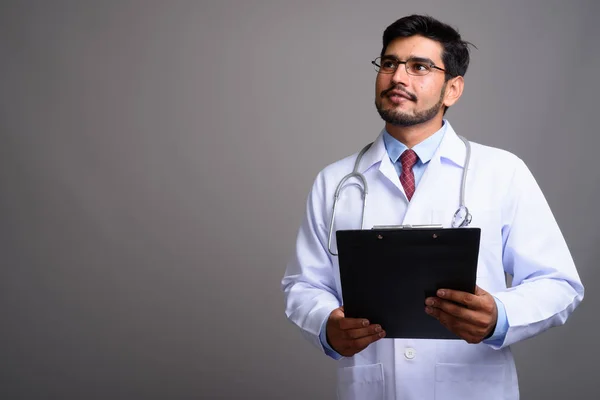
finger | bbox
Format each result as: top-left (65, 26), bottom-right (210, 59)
top-left (425, 305), bottom-right (441, 320)
top-left (352, 330), bottom-right (386, 351)
top-left (426, 298), bottom-right (488, 328)
top-left (339, 317), bottom-right (370, 330)
top-left (427, 308), bottom-right (486, 343)
top-left (344, 324), bottom-right (383, 339)
top-left (436, 289), bottom-right (483, 310)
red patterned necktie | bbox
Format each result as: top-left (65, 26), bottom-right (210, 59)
top-left (400, 149), bottom-right (418, 201)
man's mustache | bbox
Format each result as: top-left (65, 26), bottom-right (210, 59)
top-left (381, 86), bottom-right (417, 102)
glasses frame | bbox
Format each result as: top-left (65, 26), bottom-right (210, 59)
top-left (371, 56), bottom-right (449, 76)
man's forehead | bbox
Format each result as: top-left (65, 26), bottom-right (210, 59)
top-left (383, 36), bottom-right (443, 63)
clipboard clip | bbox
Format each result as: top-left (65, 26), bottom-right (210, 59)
top-left (371, 224), bottom-right (443, 230)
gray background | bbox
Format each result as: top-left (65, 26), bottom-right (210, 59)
top-left (0, 0), bottom-right (598, 399)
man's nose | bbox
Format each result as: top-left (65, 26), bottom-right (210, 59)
top-left (391, 64), bottom-right (410, 86)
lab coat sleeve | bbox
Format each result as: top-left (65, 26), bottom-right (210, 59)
top-left (320, 317), bottom-right (343, 359)
top-left (490, 158), bottom-right (584, 349)
top-left (482, 297), bottom-right (508, 345)
top-left (281, 172), bottom-right (342, 356)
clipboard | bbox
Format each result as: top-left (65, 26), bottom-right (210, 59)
top-left (336, 226), bottom-right (481, 339)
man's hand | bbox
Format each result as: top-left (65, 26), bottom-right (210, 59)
top-left (326, 306), bottom-right (386, 357)
top-left (425, 286), bottom-right (498, 344)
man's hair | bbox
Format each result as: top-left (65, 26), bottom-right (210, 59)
top-left (381, 15), bottom-right (474, 81)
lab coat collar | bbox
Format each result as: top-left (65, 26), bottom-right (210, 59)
top-left (357, 121), bottom-right (468, 174)
top-left (437, 122), bottom-right (468, 169)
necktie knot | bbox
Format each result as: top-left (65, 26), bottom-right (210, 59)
top-left (400, 149), bottom-right (418, 170)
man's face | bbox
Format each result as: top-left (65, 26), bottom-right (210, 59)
top-left (375, 35), bottom-right (448, 127)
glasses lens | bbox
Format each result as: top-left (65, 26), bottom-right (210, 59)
top-left (372, 58), bottom-right (381, 72)
top-left (374, 57), bottom-right (397, 73)
top-left (406, 59), bottom-right (431, 76)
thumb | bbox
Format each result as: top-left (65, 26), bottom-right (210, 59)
top-left (474, 285), bottom-right (488, 296)
top-left (330, 306), bottom-right (345, 319)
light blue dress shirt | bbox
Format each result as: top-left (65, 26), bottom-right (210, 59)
top-left (319, 120), bottom-right (508, 358)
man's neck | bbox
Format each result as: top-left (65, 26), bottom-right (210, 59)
top-left (385, 117), bottom-right (444, 148)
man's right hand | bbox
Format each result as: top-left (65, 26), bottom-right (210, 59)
top-left (326, 306), bottom-right (386, 357)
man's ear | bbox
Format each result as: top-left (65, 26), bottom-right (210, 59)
top-left (443, 76), bottom-right (464, 108)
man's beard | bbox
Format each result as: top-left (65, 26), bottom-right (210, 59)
top-left (376, 84), bottom-right (446, 127)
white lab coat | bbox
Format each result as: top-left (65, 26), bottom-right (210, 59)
top-left (281, 123), bottom-right (584, 400)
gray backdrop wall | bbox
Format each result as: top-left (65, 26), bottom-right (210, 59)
top-left (1, 0), bottom-right (598, 399)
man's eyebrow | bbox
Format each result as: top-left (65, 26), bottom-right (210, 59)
top-left (408, 56), bottom-right (437, 65)
top-left (382, 55), bottom-right (438, 65)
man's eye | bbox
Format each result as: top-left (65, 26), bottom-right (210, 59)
top-left (411, 62), bottom-right (429, 72)
top-left (382, 60), bottom-right (397, 69)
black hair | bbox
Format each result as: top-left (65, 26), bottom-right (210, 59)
top-left (381, 15), bottom-right (474, 81)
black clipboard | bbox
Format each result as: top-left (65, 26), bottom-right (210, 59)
top-left (336, 227), bottom-right (481, 339)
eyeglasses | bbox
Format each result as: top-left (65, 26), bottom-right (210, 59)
top-left (372, 56), bottom-right (449, 76)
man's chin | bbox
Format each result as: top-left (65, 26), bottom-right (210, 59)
top-left (379, 99), bottom-right (414, 113)
top-left (378, 109), bottom-right (431, 128)
top-left (378, 109), bottom-right (413, 122)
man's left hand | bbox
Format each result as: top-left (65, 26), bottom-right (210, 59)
top-left (425, 286), bottom-right (498, 344)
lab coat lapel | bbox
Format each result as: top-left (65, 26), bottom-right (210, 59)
top-left (356, 130), bottom-right (404, 191)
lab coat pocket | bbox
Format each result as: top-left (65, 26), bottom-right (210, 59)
top-left (337, 363), bottom-right (384, 400)
top-left (470, 207), bottom-right (503, 246)
top-left (431, 207), bottom-right (502, 279)
top-left (434, 363), bottom-right (505, 400)
top-left (430, 207), bottom-right (502, 245)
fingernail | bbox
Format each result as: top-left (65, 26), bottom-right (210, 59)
top-left (425, 306), bottom-right (432, 314)
top-left (379, 331), bottom-right (386, 338)
top-left (375, 326), bottom-right (382, 332)
top-left (438, 290), bottom-right (445, 297)
top-left (425, 299), bottom-right (434, 306)
top-left (362, 320), bottom-right (369, 327)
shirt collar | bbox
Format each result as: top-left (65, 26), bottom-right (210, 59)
top-left (355, 120), bottom-right (467, 174)
top-left (383, 119), bottom-right (448, 165)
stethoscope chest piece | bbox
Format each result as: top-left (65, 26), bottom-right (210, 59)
top-left (452, 205), bottom-right (472, 228)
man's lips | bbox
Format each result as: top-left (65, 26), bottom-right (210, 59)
top-left (382, 88), bottom-right (417, 102)
top-left (387, 93), bottom-right (412, 104)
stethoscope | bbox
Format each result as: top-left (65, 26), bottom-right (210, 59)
top-left (327, 135), bottom-right (473, 256)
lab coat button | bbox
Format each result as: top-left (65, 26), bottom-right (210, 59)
top-left (404, 348), bottom-right (416, 359)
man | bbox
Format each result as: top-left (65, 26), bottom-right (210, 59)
top-left (281, 14), bottom-right (583, 400)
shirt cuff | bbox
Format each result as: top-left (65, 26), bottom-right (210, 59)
top-left (319, 317), bottom-right (343, 360)
top-left (483, 295), bottom-right (509, 346)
